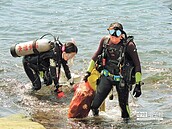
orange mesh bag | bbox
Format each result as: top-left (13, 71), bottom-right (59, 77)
top-left (68, 82), bottom-right (94, 118)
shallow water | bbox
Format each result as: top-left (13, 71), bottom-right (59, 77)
top-left (0, 0), bottom-right (172, 128)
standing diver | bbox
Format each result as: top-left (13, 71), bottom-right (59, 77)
top-left (84, 22), bottom-right (142, 119)
top-left (22, 34), bottom-right (78, 96)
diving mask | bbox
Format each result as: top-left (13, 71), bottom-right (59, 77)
top-left (108, 29), bottom-right (122, 37)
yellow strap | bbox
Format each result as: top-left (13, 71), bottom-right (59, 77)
top-left (126, 105), bottom-right (130, 118)
top-left (39, 71), bottom-right (44, 78)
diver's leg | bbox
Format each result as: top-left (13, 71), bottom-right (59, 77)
top-left (23, 56), bottom-right (41, 90)
top-left (116, 83), bottom-right (130, 118)
top-left (91, 76), bottom-right (112, 116)
top-left (43, 70), bottom-right (52, 86)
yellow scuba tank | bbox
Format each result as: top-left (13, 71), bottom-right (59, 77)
top-left (10, 38), bottom-right (54, 57)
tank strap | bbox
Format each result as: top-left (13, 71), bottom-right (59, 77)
top-left (103, 36), bottom-right (110, 47)
top-left (32, 40), bottom-right (40, 55)
top-left (127, 36), bottom-right (134, 44)
top-left (102, 36), bottom-right (110, 59)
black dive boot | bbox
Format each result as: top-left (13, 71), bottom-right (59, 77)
top-left (32, 76), bottom-right (41, 91)
top-left (121, 108), bottom-right (130, 123)
top-left (32, 83), bottom-right (41, 91)
top-left (92, 109), bottom-right (99, 116)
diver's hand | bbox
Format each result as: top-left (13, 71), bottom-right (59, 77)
top-left (54, 84), bottom-right (60, 92)
top-left (68, 78), bottom-right (74, 85)
top-left (83, 72), bottom-right (91, 82)
top-left (133, 83), bottom-right (142, 97)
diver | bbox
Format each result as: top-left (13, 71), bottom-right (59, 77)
top-left (84, 22), bottom-right (142, 119)
top-left (22, 35), bottom-right (78, 96)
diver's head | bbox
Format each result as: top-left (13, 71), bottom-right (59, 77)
top-left (107, 22), bottom-right (123, 31)
top-left (107, 22), bottom-right (126, 44)
top-left (62, 41), bottom-right (78, 61)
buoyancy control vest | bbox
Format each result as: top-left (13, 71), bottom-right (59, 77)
top-left (96, 36), bottom-right (124, 74)
top-left (96, 36), bottom-right (135, 84)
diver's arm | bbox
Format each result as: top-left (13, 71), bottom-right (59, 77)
top-left (61, 59), bottom-right (71, 80)
top-left (127, 42), bottom-right (142, 84)
top-left (87, 37), bottom-right (105, 73)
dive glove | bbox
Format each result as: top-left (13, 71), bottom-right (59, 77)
top-left (83, 71), bottom-right (91, 82)
top-left (83, 59), bottom-right (95, 82)
top-left (133, 83), bottom-right (142, 97)
top-left (68, 78), bottom-right (74, 85)
top-left (54, 84), bottom-right (65, 98)
top-left (133, 72), bottom-right (142, 97)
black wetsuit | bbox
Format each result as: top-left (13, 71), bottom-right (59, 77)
top-left (22, 44), bottom-right (71, 91)
top-left (91, 36), bottom-right (141, 118)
